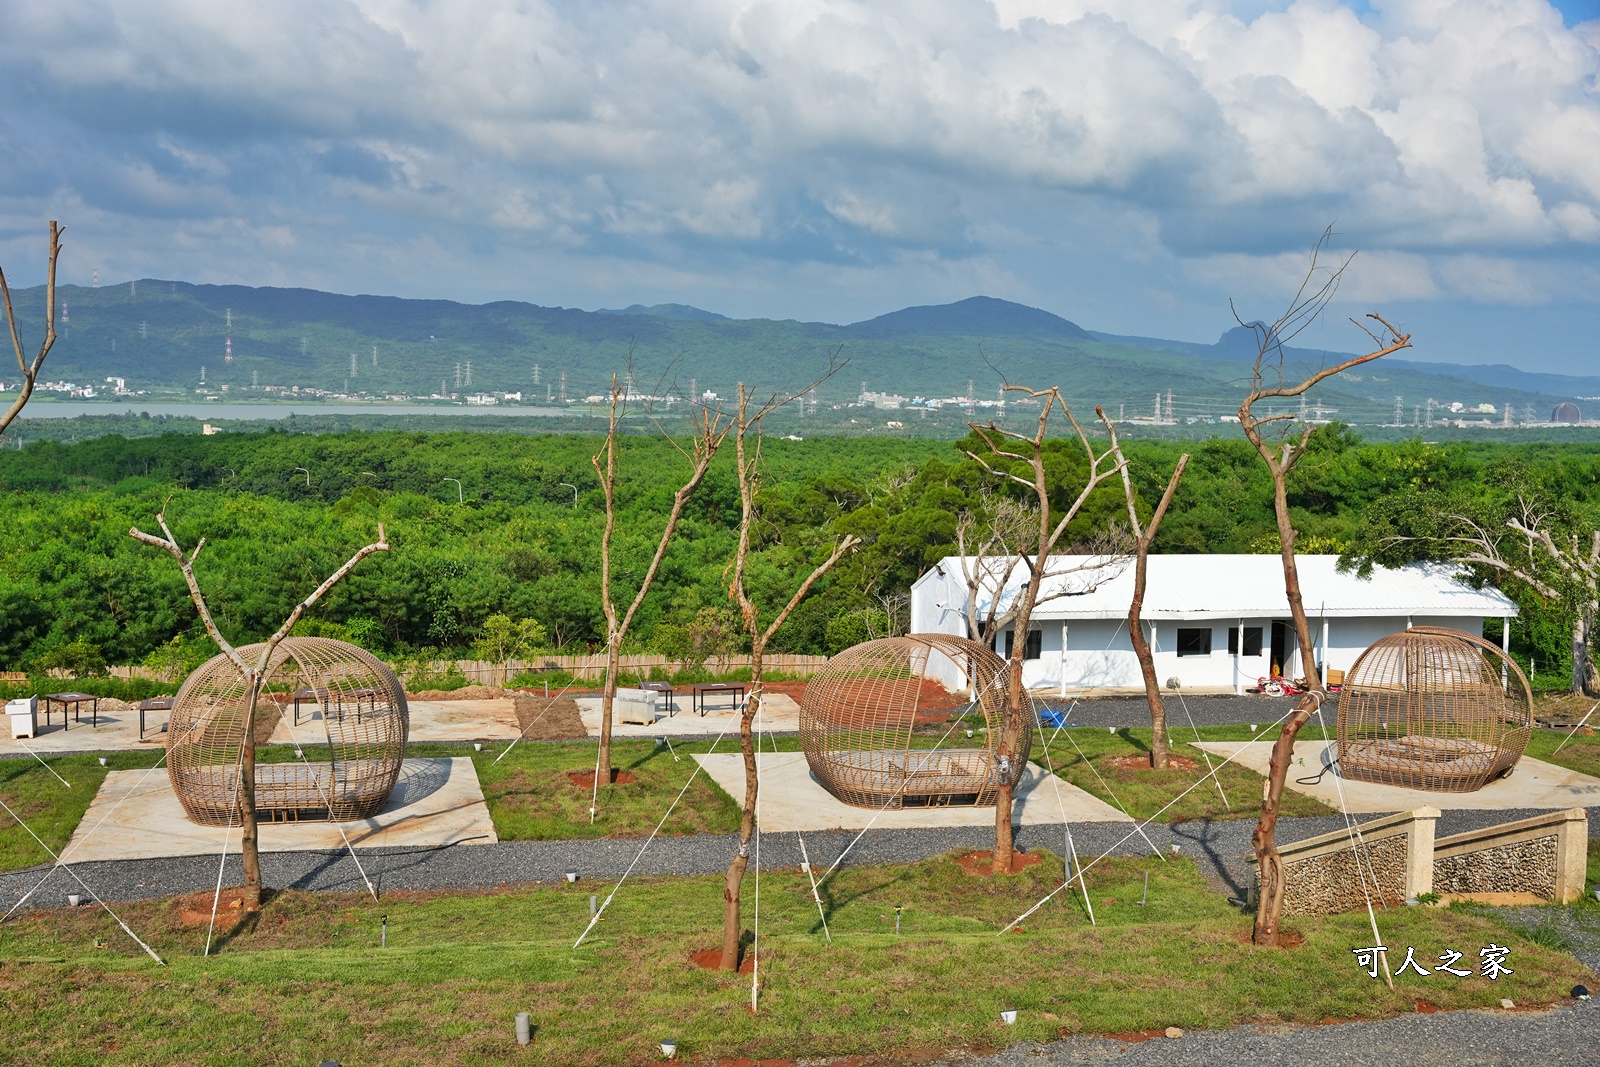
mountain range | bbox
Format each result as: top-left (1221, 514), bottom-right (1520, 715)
top-left (8, 282), bottom-right (1597, 425)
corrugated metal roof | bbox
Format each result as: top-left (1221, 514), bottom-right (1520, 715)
top-left (934, 554), bottom-right (1516, 621)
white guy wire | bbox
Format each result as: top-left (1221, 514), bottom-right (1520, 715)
top-left (1314, 706), bottom-right (1394, 989)
top-left (574, 722), bottom-right (734, 948)
top-left (4, 711), bottom-right (213, 920)
top-left (1056, 722), bottom-right (1166, 860)
top-left (797, 835), bottom-right (831, 943)
top-left (1172, 690), bottom-right (1230, 811)
top-left (998, 708), bottom-right (1296, 934)
top-left (493, 651), bottom-right (607, 763)
top-left (812, 713), bottom-right (966, 889)
top-left (1551, 700), bottom-right (1600, 755)
top-left (276, 703), bottom-right (379, 901)
top-left (0, 795), bottom-right (166, 964)
top-left (1033, 722), bottom-right (1095, 925)
top-left (751, 693), bottom-right (763, 1013)
top-left (12, 742), bottom-right (72, 788)
top-left (204, 744), bottom-right (246, 957)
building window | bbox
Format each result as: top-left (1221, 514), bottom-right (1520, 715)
top-left (1228, 626), bottom-right (1263, 656)
top-left (1176, 628), bottom-right (1212, 656)
top-left (1003, 628), bottom-right (1043, 661)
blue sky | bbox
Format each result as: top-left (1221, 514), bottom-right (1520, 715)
top-left (2, 1), bottom-right (1597, 374)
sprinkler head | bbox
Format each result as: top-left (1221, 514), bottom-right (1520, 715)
top-left (67, 894), bottom-right (81, 907)
top-left (659, 1039), bottom-right (679, 1058)
top-left (473, 742), bottom-right (483, 751)
top-left (1000, 1009), bottom-right (1017, 1025)
top-left (98, 757), bottom-right (107, 767)
top-left (565, 869), bottom-right (578, 883)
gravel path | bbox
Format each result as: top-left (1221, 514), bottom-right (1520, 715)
top-left (5, 807), bottom-right (1589, 914)
top-left (962, 999), bottom-right (1599, 1067)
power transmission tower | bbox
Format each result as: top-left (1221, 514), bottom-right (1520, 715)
top-left (350, 353), bottom-right (358, 378)
top-left (454, 363), bottom-right (462, 388)
top-left (533, 363), bottom-right (541, 384)
top-left (464, 361), bottom-right (472, 387)
top-left (372, 345), bottom-right (378, 368)
top-left (1393, 396), bottom-right (1403, 426)
top-left (558, 370), bottom-right (567, 403)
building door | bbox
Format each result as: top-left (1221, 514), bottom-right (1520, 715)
top-left (1270, 620), bottom-right (1296, 678)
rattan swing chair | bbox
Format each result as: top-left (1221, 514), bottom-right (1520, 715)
top-left (1335, 626), bottom-right (1532, 793)
top-left (167, 637), bottom-right (409, 826)
top-left (799, 634), bottom-right (1032, 809)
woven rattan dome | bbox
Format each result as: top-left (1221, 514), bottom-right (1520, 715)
top-left (799, 634), bottom-right (1032, 809)
top-left (1335, 626), bottom-right (1532, 793)
top-left (168, 637), bottom-right (409, 826)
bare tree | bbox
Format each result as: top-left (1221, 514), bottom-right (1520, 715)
top-left (953, 489), bottom-right (1129, 650)
top-left (965, 387), bottom-right (1126, 873)
top-left (719, 380), bottom-right (859, 972)
top-left (591, 376), bottom-right (732, 798)
top-left (1236, 229), bottom-right (1412, 945)
top-left (129, 511), bottom-right (389, 910)
top-left (1099, 411), bottom-right (1189, 769)
top-left (0, 221), bottom-right (63, 438)
top-left (1361, 492), bottom-right (1599, 696)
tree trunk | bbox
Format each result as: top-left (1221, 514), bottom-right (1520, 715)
top-left (239, 681), bottom-right (263, 910)
top-left (1128, 547), bottom-right (1167, 769)
top-left (719, 645), bottom-right (763, 969)
top-left (1252, 692), bottom-right (1318, 944)
top-left (597, 637), bottom-right (619, 787)
top-left (1574, 608), bottom-right (1598, 697)
top-left (991, 664), bottom-right (1022, 874)
top-left (1273, 479), bottom-right (1322, 693)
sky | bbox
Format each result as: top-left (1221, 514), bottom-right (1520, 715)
top-left (2, 0), bottom-right (1598, 374)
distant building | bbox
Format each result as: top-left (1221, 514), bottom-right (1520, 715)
top-left (1553, 402), bottom-right (1581, 424)
top-left (911, 554), bottom-right (1517, 694)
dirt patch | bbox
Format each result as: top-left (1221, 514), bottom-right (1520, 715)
top-left (567, 768), bottom-right (637, 788)
top-left (1233, 927), bottom-right (1306, 949)
top-left (1414, 1000), bottom-right (1443, 1014)
top-left (513, 695), bottom-right (588, 740)
top-left (168, 887), bottom-right (269, 924)
top-left (689, 947), bottom-right (755, 974)
top-left (955, 850), bottom-right (1043, 876)
top-left (408, 685), bottom-right (511, 701)
top-left (1104, 754), bottom-right (1200, 772)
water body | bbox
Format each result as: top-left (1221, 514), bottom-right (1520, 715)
top-left (18, 401), bottom-right (570, 420)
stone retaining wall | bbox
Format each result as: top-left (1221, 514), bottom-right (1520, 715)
top-left (1431, 808), bottom-right (1588, 903)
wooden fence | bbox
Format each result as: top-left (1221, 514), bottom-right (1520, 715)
top-left (104, 653), bottom-right (829, 688)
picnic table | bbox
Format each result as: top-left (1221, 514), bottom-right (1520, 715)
top-left (686, 682), bottom-right (745, 717)
top-left (43, 692), bottom-right (101, 730)
top-left (138, 697), bottom-right (175, 739)
top-left (290, 686), bottom-right (381, 726)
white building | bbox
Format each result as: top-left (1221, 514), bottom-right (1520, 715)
top-left (909, 554), bottom-right (1517, 694)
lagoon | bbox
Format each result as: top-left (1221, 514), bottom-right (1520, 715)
top-left (16, 401), bottom-right (570, 421)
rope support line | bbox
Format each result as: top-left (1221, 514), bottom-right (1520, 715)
top-left (998, 707), bottom-right (1297, 935)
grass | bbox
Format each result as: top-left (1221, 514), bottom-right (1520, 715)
top-left (1526, 722), bottom-right (1600, 783)
top-left (1035, 723), bottom-right (1339, 821)
top-left (0, 849), bottom-right (1591, 1066)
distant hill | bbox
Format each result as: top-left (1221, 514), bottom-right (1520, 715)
top-left (5, 280), bottom-right (1591, 425)
top-left (597, 303), bottom-right (728, 322)
top-left (841, 296), bottom-right (1094, 341)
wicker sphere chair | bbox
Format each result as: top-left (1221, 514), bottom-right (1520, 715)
top-left (168, 637), bottom-right (409, 826)
top-left (1335, 626), bottom-right (1532, 793)
top-left (799, 634), bottom-right (1032, 809)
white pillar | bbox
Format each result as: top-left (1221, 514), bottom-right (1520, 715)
top-left (1234, 617), bottom-right (1243, 695)
top-left (1059, 622), bottom-right (1068, 698)
top-left (1321, 617), bottom-right (1330, 681)
top-left (1501, 615), bottom-right (1511, 689)
top-left (1150, 621), bottom-right (1158, 692)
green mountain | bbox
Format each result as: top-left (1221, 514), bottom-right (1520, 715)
top-left (7, 281), bottom-right (1595, 426)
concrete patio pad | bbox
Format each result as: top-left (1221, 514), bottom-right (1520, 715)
top-left (266, 698), bottom-right (522, 745)
top-left (1193, 740), bottom-right (1600, 813)
top-left (693, 751), bottom-right (1132, 832)
top-left (3, 706), bottom-right (164, 755)
top-left (54, 757), bottom-right (496, 863)
top-left (575, 691), bottom-right (801, 738)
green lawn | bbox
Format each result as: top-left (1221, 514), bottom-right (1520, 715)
top-left (0, 850), bottom-right (1591, 1066)
top-left (1034, 723), bottom-right (1340, 821)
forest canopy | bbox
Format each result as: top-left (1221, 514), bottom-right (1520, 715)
top-left (1, 427), bottom-right (1596, 685)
